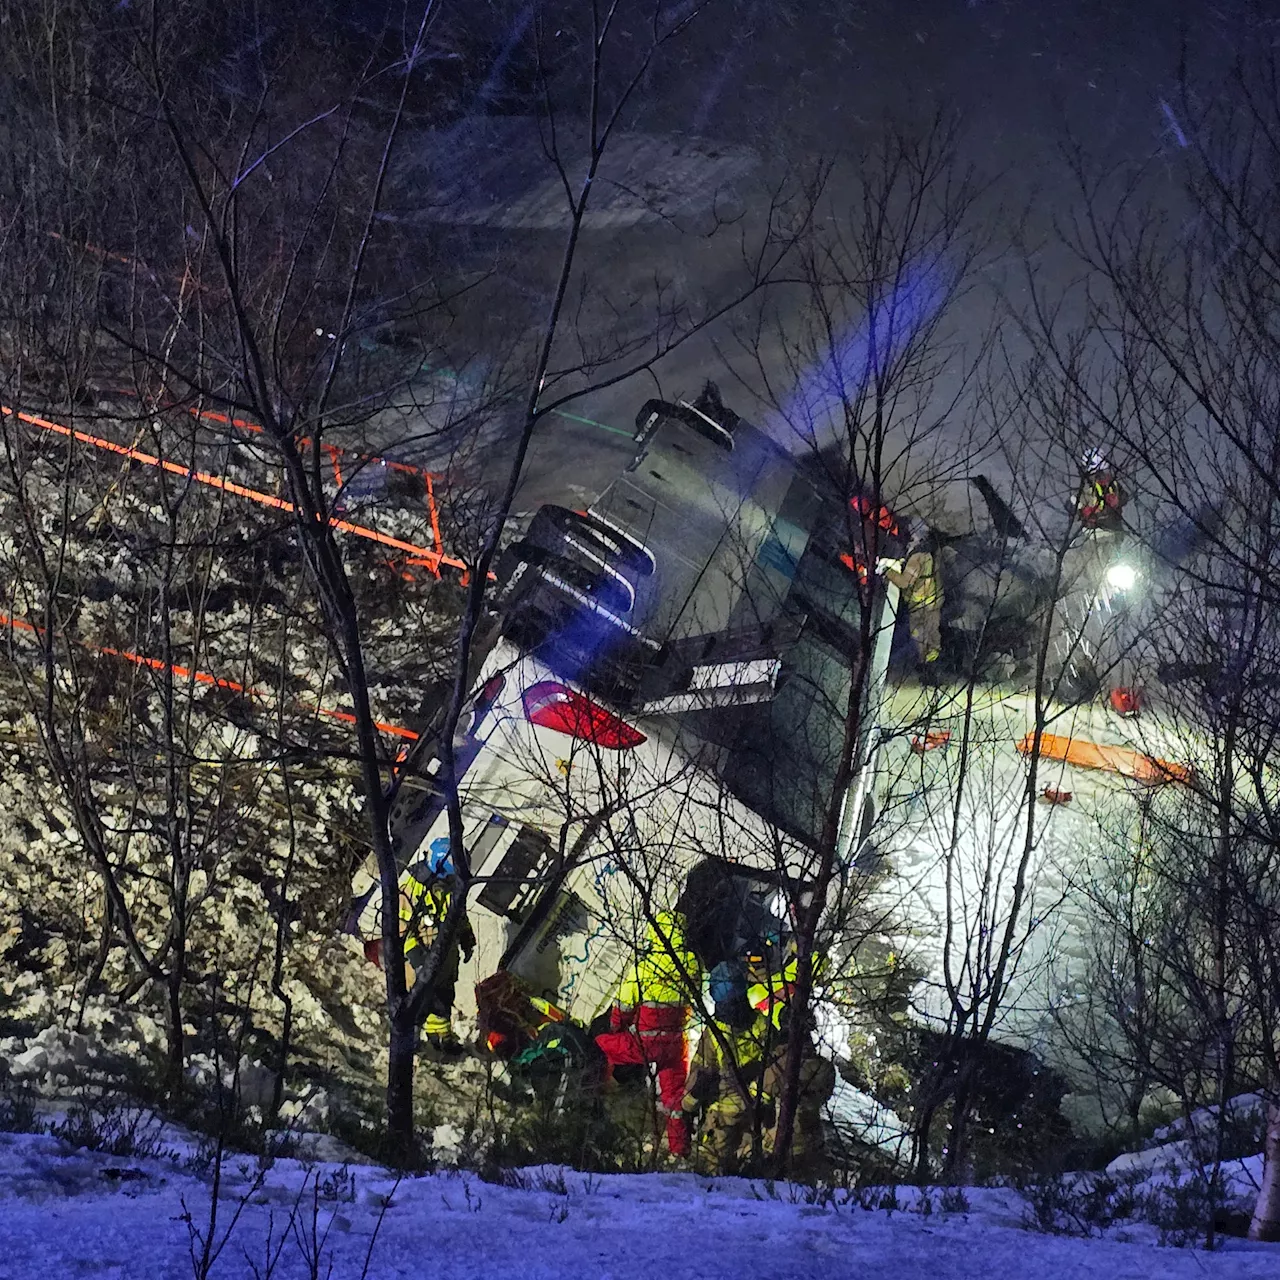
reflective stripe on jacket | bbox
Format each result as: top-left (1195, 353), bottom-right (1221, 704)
top-left (747, 951), bottom-right (829, 1031)
top-left (684, 1014), bottom-right (773, 1115)
top-left (904, 551), bottom-right (940, 609)
top-left (886, 551), bottom-right (940, 610)
top-left (399, 872), bottom-right (474, 958)
top-left (1079, 476), bottom-right (1122, 524)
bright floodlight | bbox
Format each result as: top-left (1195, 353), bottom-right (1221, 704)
top-left (1106, 561), bottom-right (1139, 591)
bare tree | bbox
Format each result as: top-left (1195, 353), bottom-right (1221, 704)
top-left (1010, 39), bottom-right (1280, 1238)
top-left (724, 110), bottom-right (1002, 1173)
top-left (896, 318), bottom-right (1165, 1179)
top-left (27, 0), bottom-right (824, 1158)
top-left (0, 2), bottom-right (394, 1098)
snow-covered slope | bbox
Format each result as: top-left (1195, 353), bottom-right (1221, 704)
top-left (0, 1131), bottom-right (1276, 1280)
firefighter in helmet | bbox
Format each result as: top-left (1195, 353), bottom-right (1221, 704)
top-left (744, 944), bottom-right (835, 1176)
top-left (879, 528), bottom-right (943, 665)
top-left (398, 838), bottom-right (476, 1058)
top-left (1078, 449), bottom-right (1123, 533)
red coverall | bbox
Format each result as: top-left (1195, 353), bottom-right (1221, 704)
top-left (595, 910), bottom-right (698, 1157)
top-left (596, 1003), bottom-right (692, 1157)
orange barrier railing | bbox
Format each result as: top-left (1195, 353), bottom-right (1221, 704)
top-left (46, 230), bottom-right (139, 270)
top-left (190, 406), bottom-right (459, 583)
top-left (1017, 732), bottom-right (1194, 787)
top-left (35, 230), bottom-right (470, 582)
top-left (1, 405), bottom-right (467, 577)
top-left (42, 231), bottom-right (459, 557)
top-left (191, 407), bottom-right (440, 483)
top-left (0, 608), bottom-right (420, 743)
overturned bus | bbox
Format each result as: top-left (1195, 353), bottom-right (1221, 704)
top-left (351, 389), bottom-right (902, 1037)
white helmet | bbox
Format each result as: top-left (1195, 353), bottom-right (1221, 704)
top-left (1081, 448), bottom-right (1109, 472)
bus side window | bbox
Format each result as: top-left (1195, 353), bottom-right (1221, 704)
top-left (476, 826), bottom-right (556, 921)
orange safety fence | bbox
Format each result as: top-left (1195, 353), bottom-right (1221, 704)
top-left (43, 232), bottom-right (450, 493)
top-left (46, 230), bottom-right (139, 269)
top-left (0, 404), bottom-right (469, 577)
top-left (112, 396), bottom-right (462, 582)
top-left (42, 231), bottom-right (466, 581)
top-left (1016, 732), bottom-right (1194, 787)
top-left (192, 408), bottom-right (456, 582)
top-left (0, 608), bottom-right (420, 743)
top-left (191, 406), bottom-right (441, 483)
top-left (46, 231), bottom-right (217, 298)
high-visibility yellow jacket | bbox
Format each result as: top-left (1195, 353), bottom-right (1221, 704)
top-left (615, 911), bottom-right (700, 1008)
top-left (746, 950), bottom-right (829, 1032)
top-left (886, 550), bottom-right (940, 610)
top-left (399, 872), bottom-right (475, 959)
top-left (686, 1015), bottom-right (773, 1113)
top-left (1078, 474), bottom-right (1123, 530)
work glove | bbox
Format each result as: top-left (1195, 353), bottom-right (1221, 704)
top-left (876, 557), bottom-right (903, 574)
top-left (460, 939), bottom-right (475, 963)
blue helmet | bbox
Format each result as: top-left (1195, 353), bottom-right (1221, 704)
top-left (427, 836), bottom-right (454, 877)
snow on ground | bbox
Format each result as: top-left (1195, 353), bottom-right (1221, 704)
top-left (0, 1131), bottom-right (1276, 1280)
top-left (871, 685), bottom-right (1161, 1043)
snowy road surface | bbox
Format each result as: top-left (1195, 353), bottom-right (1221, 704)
top-left (0, 1132), bottom-right (1276, 1279)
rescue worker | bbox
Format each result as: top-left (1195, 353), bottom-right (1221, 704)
top-left (745, 943), bottom-right (828, 1037)
top-left (691, 379), bottom-right (741, 435)
top-left (681, 1011), bottom-right (770, 1174)
top-left (760, 1028), bottom-right (837, 1178)
top-left (399, 838), bottom-right (476, 1058)
top-left (1072, 449), bottom-right (1126, 599)
top-left (878, 530), bottom-right (943, 665)
top-left (744, 946), bottom-right (835, 1175)
top-left (595, 910), bottom-right (701, 1158)
top-left (1077, 449), bottom-right (1123, 532)
top-left (475, 969), bottom-right (570, 1059)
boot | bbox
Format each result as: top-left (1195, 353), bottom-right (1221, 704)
top-left (422, 1009), bottom-right (467, 1061)
top-left (421, 1029), bottom-right (467, 1061)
